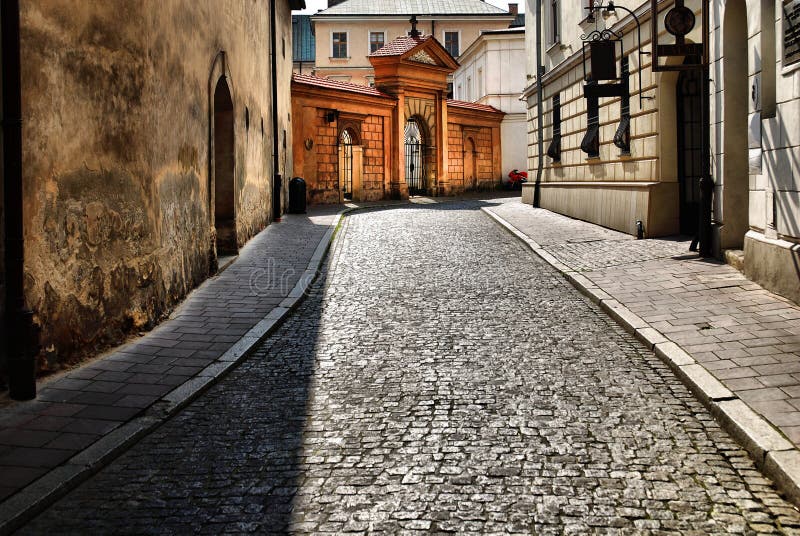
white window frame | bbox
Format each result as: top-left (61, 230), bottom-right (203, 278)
top-left (443, 30), bottom-right (461, 58)
top-left (331, 30), bottom-right (349, 59)
top-left (368, 30), bottom-right (387, 54)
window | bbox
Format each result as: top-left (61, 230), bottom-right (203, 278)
top-left (446, 82), bottom-right (454, 99)
top-left (547, 0), bottom-right (561, 45)
top-left (581, 0), bottom-right (595, 22)
top-left (332, 32), bottom-right (348, 58)
top-left (546, 95), bottom-right (562, 162)
top-left (785, 0), bottom-right (800, 66)
top-left (369, 31), bottom-right (386, 53)
top-left (444, 31), bottom-right (460, 57)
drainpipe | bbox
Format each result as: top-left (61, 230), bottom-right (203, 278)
top-left (270, 0), bottom-right (282, 222)
top-left (532, 0), bottom-right (544, 208)
top-left (2, 0), bottom-right (37, 400)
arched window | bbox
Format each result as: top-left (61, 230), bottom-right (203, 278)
top-left (339, 129), bottom-right (354, 200)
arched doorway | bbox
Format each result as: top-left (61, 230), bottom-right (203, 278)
top-left (213, 76), bottom-right (236, 255)
top-left (404, 119), bottom-right (426, 195)
top-left (464, 137), bottom-right (477, 190)
top-left (720, 3), bottom-right (749, 249)
top-left (676, 59), bottom-right (704, 236)
top-left (339, 129), bottom-right (354, 201)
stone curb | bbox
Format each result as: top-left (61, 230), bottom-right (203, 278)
top-left (481, 206), bottom-right (800, 508)
top-left (0, 209), bottom-right (349, 535)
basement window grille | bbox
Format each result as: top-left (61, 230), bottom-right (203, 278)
top-left (546, 95), bottom-right (562, 162)
top-left (785, 0), bottom-right (800, 66)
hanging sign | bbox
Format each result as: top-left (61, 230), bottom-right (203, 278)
top-left (651, 0), bottom-right (708, 71)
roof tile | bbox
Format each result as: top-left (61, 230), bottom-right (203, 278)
top-left (316, 0), bottom-right (511, 16)
top-left (292, 73), bottom-right (393, 98)
top-left (447, 99), bottom-right (504, 114)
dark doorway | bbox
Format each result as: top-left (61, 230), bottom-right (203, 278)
top-left (213, 77), bottom-right (237, 255)
top-left (676, 61), bottom-right (704, 236)
top-left (404, 119), bottom-right (426, 195)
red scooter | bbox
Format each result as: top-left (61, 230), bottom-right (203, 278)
top-left (507, 169), bottom-right (528, 189)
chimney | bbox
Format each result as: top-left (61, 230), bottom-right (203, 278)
top-left (508, 3), bottom-right (519, 15)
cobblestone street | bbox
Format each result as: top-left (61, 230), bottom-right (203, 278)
top-left (16, 200), bottom-right (800, 534)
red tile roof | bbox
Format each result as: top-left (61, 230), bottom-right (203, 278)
top-left (292, 73), bottom-right (392, 98)
top-left (370, 35), bottom-right (430, 57)
top-left (447, 99), bottom-right (504, 114)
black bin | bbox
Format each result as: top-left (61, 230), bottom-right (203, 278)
top-left (288, 177), bottom-right (307, 214)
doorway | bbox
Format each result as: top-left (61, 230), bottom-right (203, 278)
top-left (213, 77), bottom-right (237, 255)
top-left (339, 129), bottom-right (354, 201)
top-left (464, 137), bottom-right (477, 190)
top-left (404, 119), bottom-right (426, 195)
top-left (676, 62), bottom-right (704, 236)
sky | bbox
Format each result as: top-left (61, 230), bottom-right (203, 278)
top-left (294, 0), bottom-right (525, 15)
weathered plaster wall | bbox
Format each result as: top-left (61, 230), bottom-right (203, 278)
top-left (20, 1), bottom-right (289, 371)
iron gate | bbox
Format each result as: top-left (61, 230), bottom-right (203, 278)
top-left (340, 130), bottom-right (353, 200)
top-left (404, 120), bottom-right (426, 195)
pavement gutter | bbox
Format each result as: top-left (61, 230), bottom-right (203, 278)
top-left (481, 206), bottom-right (800, 509)
top-left (0, 208), bottom-right (353, 535)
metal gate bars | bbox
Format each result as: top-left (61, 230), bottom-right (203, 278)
top-left (404, 120), bottom-right (426, 195)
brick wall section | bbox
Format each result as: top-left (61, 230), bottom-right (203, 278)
top-left (310, 110), bottom-right (340, 205)
top-left (361, 116), bottom-right (385, 201)
top-left (448, 124), bottom-right (464, 191)
top-left (476, 128), bottom-right (494, 184)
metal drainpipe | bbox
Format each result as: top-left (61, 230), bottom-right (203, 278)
top-left (270, 0), bottom-right (282, 222)
top-left (533, 0), bottom-right (544, 208)
top-left (2, 0), bottom-right (37, 400)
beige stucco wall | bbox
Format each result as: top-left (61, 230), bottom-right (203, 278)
top-left (312, 16), bottom-right (514, 85)
top-left (19, 0), bottom-right (294, 371)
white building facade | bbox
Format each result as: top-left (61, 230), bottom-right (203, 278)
top-left (453, 28), bottom-right (528, 177)
top-left (523, 0), bottom-right (800, 304)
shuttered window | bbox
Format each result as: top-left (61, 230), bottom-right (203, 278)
top-left (785, 0), bottom-right (800, 65)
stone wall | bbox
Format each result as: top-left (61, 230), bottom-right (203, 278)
top-left (309, 109), bottom-right (340, 205)
top-left (447, 123), bottom-right (497, 192)
top-left (361, 116), bottom-right (386, 201)
top-left (19, 0), bottom-right (293, 372)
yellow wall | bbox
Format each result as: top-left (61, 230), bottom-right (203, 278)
top-left (312, 17), bottom-right (513, 85)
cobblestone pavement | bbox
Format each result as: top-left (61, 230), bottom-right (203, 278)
top-left (17, 200), bottom-right (800, 534)
top-left (488, 200), bottom-right (800, 446)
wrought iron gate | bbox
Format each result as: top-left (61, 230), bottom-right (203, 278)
top-left (404, 120), bottom-right (426, 195)
top-left (340, 130), bottom-right (353, 200)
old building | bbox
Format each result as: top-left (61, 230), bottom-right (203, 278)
top-left (453, 27), bottom-right (527, 178)
top-left (292, 14), bottom-right (316, 74)
top-left (292, 28), bottom-right (505, 203)
top-left (310, 0), bottom-right (517, 88)
top-left (523, 0), bottom-right (800, 304)
top-left (1, 0), bottom-right (301, 389)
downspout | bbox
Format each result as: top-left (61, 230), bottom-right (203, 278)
top-left (270, 0), bottom-right (282, 222)
top-left (533, 0), bottom-right (544, 208)
top-left (2, 0), bottom-right (37, 400)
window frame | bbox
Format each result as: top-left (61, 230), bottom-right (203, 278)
top-left (331, 31), bottom-right (349, 59)
top-left (547, 0), bottom-right (561, 46)
top-left (369, 30), bottom-right (387, 54)
top-left (784, 0), bottom-right (800, 68)
top-left (443, 30), bottom-right (461, 58)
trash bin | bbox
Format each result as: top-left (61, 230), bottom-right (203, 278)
top-left (288, 177), bottom-right (307, 214)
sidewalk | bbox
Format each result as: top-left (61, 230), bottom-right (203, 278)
top-left (485, 199), bottom-right (800, 503)
top-left (0, 205), bottom-right (344, 531)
